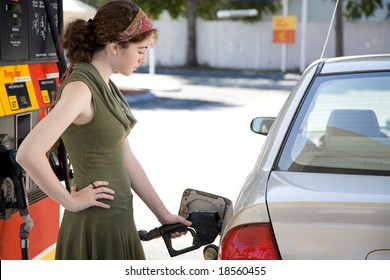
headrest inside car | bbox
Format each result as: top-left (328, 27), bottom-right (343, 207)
top-left (325, 109), bottom-right (381, 138)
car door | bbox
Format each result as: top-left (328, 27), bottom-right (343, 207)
top-left (266, 70), bottom-right (390, 259)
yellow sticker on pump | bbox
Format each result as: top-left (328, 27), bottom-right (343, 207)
top-left (41, 89), bottom-right (51, 104)
top-left (8, 95), bottom-right (19, 110)
top-left (0, 65), bottom-right (39, 116)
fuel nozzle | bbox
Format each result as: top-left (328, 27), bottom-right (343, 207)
top-left (139, 210), bottom-right (223, 258)
top-left (161, 210), bottom-right (222, 257)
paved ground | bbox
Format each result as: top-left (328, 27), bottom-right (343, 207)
top-left (113, 69), bottom-right (297, 260)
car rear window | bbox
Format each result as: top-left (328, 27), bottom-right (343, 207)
top-left (277, 71), bottom-right (390, 176)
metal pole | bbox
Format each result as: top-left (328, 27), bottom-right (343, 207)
top-left (149, 48), bottom-right (155, 75)
top-left (299, 0), bottom-right (308, 73)
top-left (281, 0), bottom-right (288, 73)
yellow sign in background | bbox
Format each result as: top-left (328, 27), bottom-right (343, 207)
top-left (272, 15), bottom-right (297, 44)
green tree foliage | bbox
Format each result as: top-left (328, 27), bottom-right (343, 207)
top-left (132, 0), bottom-right (185, 19)
top-left (343, 0), bottom-right (388, 20)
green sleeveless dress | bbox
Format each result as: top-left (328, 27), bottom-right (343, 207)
top-left (54, 63), bottom-right (145, 260)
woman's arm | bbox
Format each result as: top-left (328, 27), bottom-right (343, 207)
top-left (123, 140), bottom-right (191, 227)
top-left (16, 81), bottom-right (114, 211)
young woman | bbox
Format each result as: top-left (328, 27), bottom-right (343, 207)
top-left (16, 0), bottom-right (191, 260)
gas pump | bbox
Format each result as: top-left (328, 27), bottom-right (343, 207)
top-left (0, 0), bottom-right (67, 260)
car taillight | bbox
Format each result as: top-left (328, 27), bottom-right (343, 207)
top-left (219, 224), bottom-right (281, 260)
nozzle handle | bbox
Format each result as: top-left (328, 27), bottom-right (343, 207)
top-left (161, 225), bottom-right (200, 257)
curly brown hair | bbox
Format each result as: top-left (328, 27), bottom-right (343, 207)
top-left (61, 0), bottom-right (157, 63)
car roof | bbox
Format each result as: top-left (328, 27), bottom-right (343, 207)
top-left (315, 54), bottom-right (390, 74)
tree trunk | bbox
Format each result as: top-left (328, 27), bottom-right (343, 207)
top-left (335, 0), bottom-right (344, 57)
top-left (186, 0), bottom-right (198, 66)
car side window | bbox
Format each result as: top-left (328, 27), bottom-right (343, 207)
top-left (278, 72), bottom-right (390, 176)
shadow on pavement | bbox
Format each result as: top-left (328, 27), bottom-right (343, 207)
top-left (136, 67), bottom-right (297, 91)
top-left (130, 96), bottom-right (235, 110)
top-left (179, 76), bottom-right (295, 91)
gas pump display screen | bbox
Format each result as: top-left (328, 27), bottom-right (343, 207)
top-left (5, 82), bottom-right (31, 111)
top-left (0, 0), bottom-right (58, 64)
top-left (38, 78), bottom-right (56, 104)
top-left (0, 0), bottom-right (29, 62)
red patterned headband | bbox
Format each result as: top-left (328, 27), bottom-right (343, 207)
top-left (117, 9), bottom-right (153, 42)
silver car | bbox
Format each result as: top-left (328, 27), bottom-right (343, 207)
top-left (215, 54), bottom-right (390, 260)
top-left (140, 54), bottom-right (390, 260)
